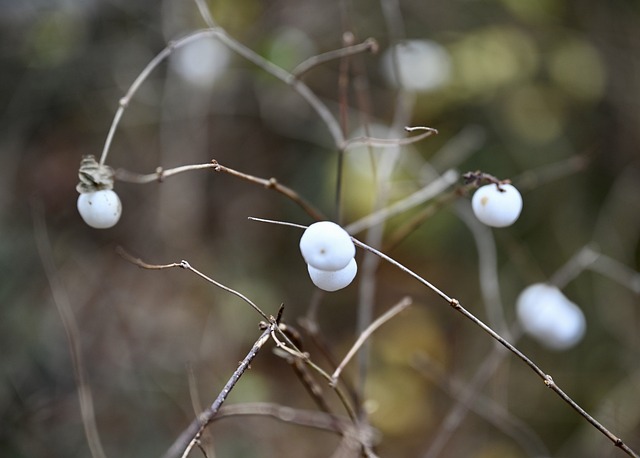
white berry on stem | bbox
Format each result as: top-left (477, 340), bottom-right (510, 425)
top-left (77, 189), bottom-right (122, 229)
top-left (472, 183), bottom-right (523, 227)
top-left (299, 221), bottom-right (355, 271)
top-left (307, 258), bottom-right (358, 292)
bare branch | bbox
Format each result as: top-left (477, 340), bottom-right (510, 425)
top-left (115, 163), bottom-right (216, 184)
top-left (250, 217), bottom-right (640, 458)
top-left (292, 38), bottom-right (379, 78)
top-left (342, 126), bottom-right (437, 150)
top-left (344, 169), bottom-right (458, 234)
top-left (117, 247), bottom-right (271, 321)
top-left (352, 238), bottom-right (640, 458)
top-left (164, 326), bottom-right (273, 458)
top-left (211, 160), bottom-right (326, 221)
top-left (330, 297), bottom-right (412, 385)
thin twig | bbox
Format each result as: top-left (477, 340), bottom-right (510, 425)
top-left (163, 326), bottom-right (273, 458)
top-left (330, 297), bottom-right (412, 385)
top-left (99, 29), bottom-right (221, 166)
top-left (550, 244), bottom-right (601, 289)
top-left (212, 402), bottom-right (354, 433)
top-left (250, 217), bottom-right (640, 458)
top-left (292, 37), bottom-right (379, 78)
top-left (115, 160), bottom-right (326, 221)
top-left (344, 169), bottom-right (458, 235)
top-left (342, 126), bottom-right (437, 150)
top-left (456, 201), bottom-right (510, 336)
top-left (413, 353), bottom-right (550, 458)
top-left (115, 163), bottom-right (216, 183)
top-left (33, 205), bottom-right (107, 458)
top-left (352, 239), bottom-right (640, 458)
top-left (211, 160), bottom-right (326, 221)
top-left (116, 247), bottom-right (271, 321)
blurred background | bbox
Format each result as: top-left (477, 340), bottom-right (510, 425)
top-left (1, 0), bottom-right (639, 457)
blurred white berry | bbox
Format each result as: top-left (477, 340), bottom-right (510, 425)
top-left (472, 183), bottom-right (523, 227)
top-left (381, 39), bottom-right (452, 92)
top-left (307, 258), bottom-right (358, 292)
top-left (299, 221), bottom-right (355, 271)
top-left (77, 189), bottom-right (122, 229)
top-left (516, 283), bottom-right (586, 350)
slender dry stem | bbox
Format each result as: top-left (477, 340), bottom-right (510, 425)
top-left (163, 326), bottom-right (273, 458)
top-left (352, 239), bottom-right (640, 458)
top-left (344, 169), bottom-right (458, 235)
top-left (292, 38), bottom-right (379, 78)
top-left (249, 216), bottom-right (640, 458)
top-left (413, 353), bottom-right (550, 458)
top-left (33, 207), bottom-right (107, 458)
top-left (330, 296), bottom-right (412, 385)
top-left (115, 163), bottom-right (216, 183)
top-left (116, 247), bottom-right (271, 321)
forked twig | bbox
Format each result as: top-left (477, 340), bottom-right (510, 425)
top-left (114, 160), bottom-right (326, 221)
top-left (249, 216), bottom-right (640, 458)
top-left (330, 297), bottom-right (412, 386)
top-left (211, 160), bottom-right (326, 221)
top-left (163, 326), bottom-right (274, 458)
top-left (116, 247), bottom-right (271, 321)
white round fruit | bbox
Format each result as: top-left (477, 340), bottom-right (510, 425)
top-left (299, 221), bottom-right (355, 271)
top-left (472, 183), bottom-right (523, 228)
top-left (516, 283), bottom-right (586, 350)
top-left (307, 258), bottom-right (358, 292)
top-left (77, 189), bottom-right (122, 229)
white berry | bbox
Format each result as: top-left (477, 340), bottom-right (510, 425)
top-left (472, 183), bottom-right (523, 227)
top-left (307, 258), bottom-right (358, 292)
top-left (77, 189), bottom-right (122, 229)
top-left (299, 221), bottom-right (355, 271)
top-left (516, 283), bottom-right (586, 350)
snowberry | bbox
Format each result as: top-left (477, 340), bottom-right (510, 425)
top-left (77, 189), bottom-right (122, 229)
top-left (299, 221), bottom-right (355, 271)
top-left (472, 183), bottom-right (523, 228)
top-left (307, 258), bottom-right (358, 292)
top-left (516, 283), bottom-right (586, 350)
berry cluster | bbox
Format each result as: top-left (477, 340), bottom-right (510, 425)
top-left (299, 221), bottom-right (357, 292)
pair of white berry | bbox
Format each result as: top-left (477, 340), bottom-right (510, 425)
top-left (299, 222), bottom-right (357, 292)
top-left (472, 183), bottom-right (523, 228)
top-left (516, 283), bottom-right (586, 350)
